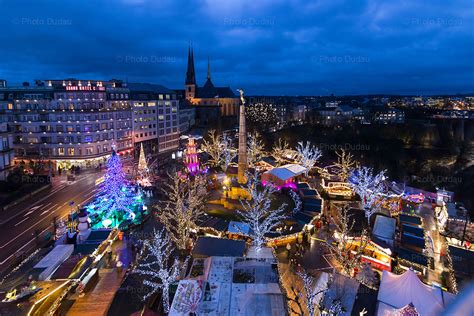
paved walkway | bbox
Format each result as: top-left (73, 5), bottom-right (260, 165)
top-left (68, 268), bottom-right (123, 316)
top-left (418, 201), bottom-right (446, 284)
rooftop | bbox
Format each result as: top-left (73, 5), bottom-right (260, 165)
top-left (192, 237), bottom-right (246, 258)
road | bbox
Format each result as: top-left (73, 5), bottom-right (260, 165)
top-left (0, 171), bottom-right (102, 273)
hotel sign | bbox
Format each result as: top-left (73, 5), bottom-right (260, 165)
top-left (65, 86), bottom-right (105, 91)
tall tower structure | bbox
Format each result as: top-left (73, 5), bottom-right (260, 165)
top-left (185, 137), bottom-right (200, 174)
top-left (185, 46), bottom-right (196, 101)
top-left (237, 89), bottom-right (247, 184)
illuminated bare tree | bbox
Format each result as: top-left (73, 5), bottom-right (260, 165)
top-left (247, 131), bottom-right (265, 167)
top-left (333, 149), bottom-right (358, 182)
top-left (349, 166), bottom-right (386, 223)
top-left (272, 138), bottom-right (296, 166)
top-left (287, 270), bottom-right (330, 316)
top-left (158, 173), bottom-right (208, 250)
top-left (296, 141), bottom-right (322, 174)
top-left (238, 172), bottom-right (287, 250)
top-left (134, 228), bottom-right (188, 313)
top-left (202, 130), bottom-right (237, 172)
top-left (202, 129), bottom-right (223, 168)
top-left (324, 206), bottom-right (369, 277)
top-left (221, 134), bottom-right (237, 172)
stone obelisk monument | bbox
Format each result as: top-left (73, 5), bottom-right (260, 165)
top-left (237, 89), bottom-right (247, 184)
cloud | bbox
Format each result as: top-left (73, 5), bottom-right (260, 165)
top-left (0, 0), bottom-right (472, 95)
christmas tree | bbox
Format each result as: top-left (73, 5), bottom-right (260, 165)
top-left (102, 150), bottom-right (130, 214)
top-left (85, 150), bottom-right (146, 229)
top-left (137, 143), bottom-right (152, 187)
top-left (138, 143), bottom-right (148, 175)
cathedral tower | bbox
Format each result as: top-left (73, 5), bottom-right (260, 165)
top-left (185, 46), bottom-right (196, 100)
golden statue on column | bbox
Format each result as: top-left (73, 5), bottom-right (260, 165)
top-left (237, 89), bottom-right (248, 184)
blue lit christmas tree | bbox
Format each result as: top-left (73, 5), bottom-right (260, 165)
top-left (85, 150), bottom-right (146, 229)
top-left (102, 150), bottom-right (129, 213)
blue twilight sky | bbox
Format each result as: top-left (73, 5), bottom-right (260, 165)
top-left (0, 0), bottom-right (473, 95)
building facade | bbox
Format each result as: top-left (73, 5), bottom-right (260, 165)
top-left (373, 108), bottom-right (405, 124)
top-left (178, 103), bottom-right (196, 134)
top-left (0, 122), bottom-right (14, 180)
top-left (0, 79), bottom-right (178, 172)
top-left (128, 83), bottom-right (180, 161)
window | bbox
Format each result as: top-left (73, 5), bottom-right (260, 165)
top-left (86, 147), bottom-right (93, 155)
top-left (58, 147), bottom-right (65, 155)
top-left (56, 125), bottom-right (63, 132)
top-left (67, 148), bottom-right (74, 156)
top-left (67, 125), bottom-right (74, 132)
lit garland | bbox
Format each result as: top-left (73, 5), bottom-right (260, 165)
top-left (423, 230), bottom-right (434, 267)
top-left (245, 102), bottom-right (278, 127)
top-left (289, 189), bottom-right (302, 214)
top-left (0, 249), bottom-right (41, 286)
top-left (444, 241), bottom-right (458, 294)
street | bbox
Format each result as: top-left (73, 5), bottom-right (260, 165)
top-left (0, 171), bottom-right (102, 273)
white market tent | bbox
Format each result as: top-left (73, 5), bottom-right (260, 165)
top-left (33, 244), bottom-right (74, 280)
top-left (266, 164), bottom-right (307, 181)
top-left (377, 269), bottom-right (455, 316)
top-left (372, 215), bottom-right (396, 247)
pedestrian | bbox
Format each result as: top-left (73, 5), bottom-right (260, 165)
top-left (106, 244), bottom-right (113, 265)
top-left (116, 260), bottom-right (123, 274)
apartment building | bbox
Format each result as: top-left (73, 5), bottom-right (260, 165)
top-left (128, 83), bottom-right (179, 161)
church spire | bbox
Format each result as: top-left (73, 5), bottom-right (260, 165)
top-left (185, 45), bottom-right (196, 85)
top-left (207, 57), bottom-right (211, 81)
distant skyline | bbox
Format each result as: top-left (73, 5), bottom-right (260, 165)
top-left (0, 0), bottom-right (473, 95)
